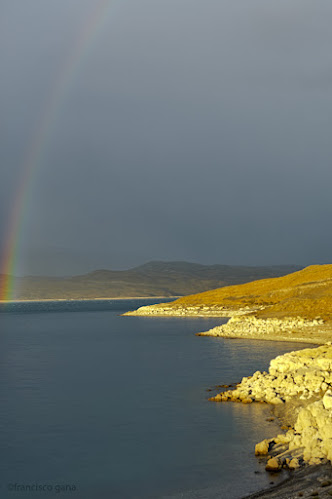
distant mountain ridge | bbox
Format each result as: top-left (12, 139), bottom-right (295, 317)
top-left (0, 261), bottom-right (304, 301)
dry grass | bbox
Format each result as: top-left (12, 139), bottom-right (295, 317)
top-left (162, 265), bottom-right (332, 321)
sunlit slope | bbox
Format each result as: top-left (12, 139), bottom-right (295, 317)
top-left (156, 265), bottom-right (332, 321)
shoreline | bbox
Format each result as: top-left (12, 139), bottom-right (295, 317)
top-left (243, 462), bottom-right (332, 498)
top-left (209, 342), bottom-right (332, 498)
top-left (125, 300), bottom-right (332, 498)
top-left (0, 296), bottom-right (181, 304)
top-left (124, 304), bottom-right (332, 345)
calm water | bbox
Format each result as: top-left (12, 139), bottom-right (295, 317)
top-left (0, 300), bottom-right (309, 499)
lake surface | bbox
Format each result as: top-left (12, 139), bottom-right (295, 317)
top-left (0, 300), bottom-right (309, 498)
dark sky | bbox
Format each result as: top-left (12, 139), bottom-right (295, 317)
top-left (1, 0), bottom-right (332, 276)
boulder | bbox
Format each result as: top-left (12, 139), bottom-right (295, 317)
top-left (255, 439), bottom-right (270, 455)
top-left (265, 457), bottom-right (282, 472)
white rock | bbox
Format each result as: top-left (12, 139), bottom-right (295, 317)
top-left (323, 390), bottom-right (332, 410)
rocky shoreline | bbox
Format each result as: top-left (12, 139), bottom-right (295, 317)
top-left (208, 343), bottom-right (332, 498)
top-left (125, 266), bottom-right (332, 497)
top-left (125, 303), bottom-right (332, 497)
top-left (125, 304), bottom-right (332, 344)
top-left (124, 303), bottom-right (259, 317)
top-left (197, 315), bottom-right (332, 344)
top-left (210, 343), bottom-right (332, 466)
top-left (126, 302), bottom-right (332, 467)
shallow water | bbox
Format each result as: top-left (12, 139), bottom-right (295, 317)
top-left (0, 300), bottom-right (309, 498)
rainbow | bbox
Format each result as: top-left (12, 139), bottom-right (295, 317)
top-left (0, 0), bottom-right (113, 301)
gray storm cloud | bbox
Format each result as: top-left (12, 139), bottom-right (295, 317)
top-left (1, 0), bottom-right (331, 275)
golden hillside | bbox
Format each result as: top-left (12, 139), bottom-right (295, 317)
top-left (160, 265), bottom-right (332, 321)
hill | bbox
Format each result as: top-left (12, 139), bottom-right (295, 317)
top-left (0, 261), bottom-right (303, 300)
top-left (164, 264), bottom-right (332, 321)
top-left (125, 265), bottom-right (332, 342)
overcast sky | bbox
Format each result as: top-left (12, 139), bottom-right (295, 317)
top-left (1, 0), bottom-right (332, 276)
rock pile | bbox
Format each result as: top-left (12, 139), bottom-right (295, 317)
top-left (211, 343), bottom-right (332, 404)
top-left (254, 392), bottom-right (332, 469)
top-left (210, 343), bottom-right (332, 468)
